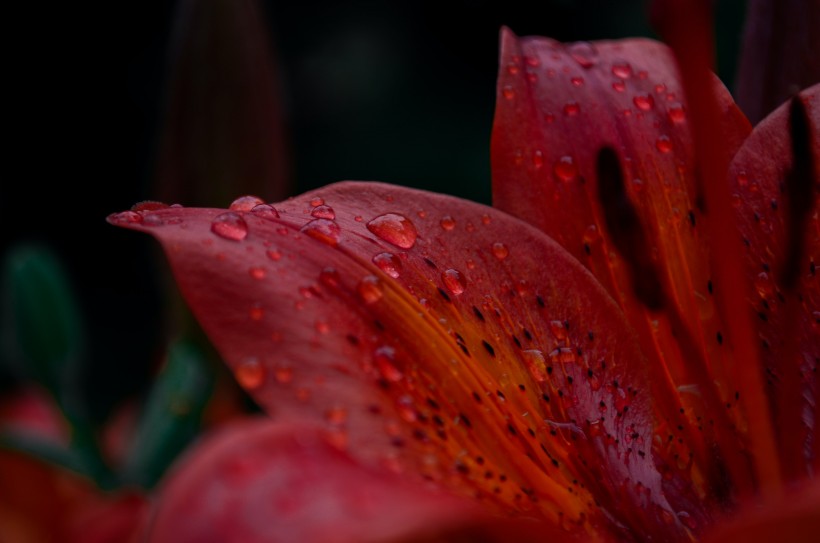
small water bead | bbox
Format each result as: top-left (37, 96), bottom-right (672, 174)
top-left (612, 80), bottom-right (626, 92)
top-left (358, 275), bottom-right (384, 304)
top-left (111, 211), bottom-right (142, 224)
top-left (668, 103), bottom-right (686, 123)
top-left (654, 83), bottom-right (667, 94)
top-left (440, 215), bottom-right (456, 231)
top-left (266, 248), bottom-right (282, 261)
top-left (549, 320), bottom-right (568, 341)
top-left (563, 102), bottom-right (580, 116)
top-left (553, 155), bottom-right (578, 182)
top-left (442, 269), bottom-right (466, 295)
top-left (611, 62), bottom-right (633, 79)
top-left (567, 41), bottom-right (598, 68)
top-left (633, 93), bottom-right (655, 111)
top-left (142, 214), bottom-right (164, 227)
top-left (235, 358), bottom-right (265, 389)
top-left (325, 406), bottom-right (348, 425)
top-left (544, 112), bottom-right (556, 123)
top-left (315, 320), bottom-right (330, 334)
top-left (524, 55), bottom-right (540, 67)
top-left (754, 272), bottom-right (775, 299)
top-left (300, 218), bottom-right (341, 246)
top-left (249, 304), bottom-right (264, 321)
top-left (570, 77), bottom-right (584, 87)
top-left (582, 224), bottom-right (601, 244)
top-left (229, 195), bottom-right (264, 211)
top-left (655, 135), bottom-right (673, 153)
top-left (533, 149), bottom-right (544, 169)
top-left (396, 396), bottom-right (417, 423)
top-left (506, 62), bottom-right (520, 75)
top-left (373, 252), bottom-right (402, 278)
top-left (374, 346), bottom-right (403, 382)
top-left (319, 267), bottom-right (341, 288)
top-left (211, 212), bottom-right (248, 241)
top-left (274, 366), bottom-right (293, 384)
top-left (366, 213), bottom-right (418, 249)
top-left (249, 267), bottom-right (266, 280)
top-left (311, 205), bottom-right (336, 219)
top-left (309, 197), bottom-right (325, 207)
top-left (491, 242), bottom-right (509, 260)
top-left (251, 204), bottom-right (280, 220)
top-left (481, 214), bottom-right (492, 225)
top-left (522, 350), bottom-right (548, 382)
top-left (736, 171), bottom-right (749, 187)
top-left (502, 85), bottom-right (515, 100)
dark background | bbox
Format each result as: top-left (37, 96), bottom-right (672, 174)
top-left (0, 0), bottom-right (747, 420)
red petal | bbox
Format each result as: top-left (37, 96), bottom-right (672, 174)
top-left (110, 182), bottom-right (687, 539)
top-left (728, 84), bottom-right (820, 482)
top-left (148, 418), bottom-right (479, 543)
top-left (492, 28), bottom-right (758, 510)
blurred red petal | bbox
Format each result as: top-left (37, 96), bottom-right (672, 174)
top-left (110, 182), bottom-right (688, 539)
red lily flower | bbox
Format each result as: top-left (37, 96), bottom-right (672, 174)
top-left (109, 8), bottom-right (819, 543)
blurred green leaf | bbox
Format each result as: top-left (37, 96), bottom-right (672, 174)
top-left (1, 245), bottom-right (85, 399)
top-left (122, 340), bottom-right (214, 489)
top-left (0, 429), bottom-right (95, 479)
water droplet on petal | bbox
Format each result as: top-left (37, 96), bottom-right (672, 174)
top-left (656, 135), bottom-right (672, 153)
top-left (310, 197), bottom-right (325, 207)
top-left (325, 406), bottom-right (348, 425)
top-left (373, 252), bottom-right (402, 278)
top-left (567, 41), bottom-right (598, 68)
top-left (235, 358), bottom-right (265, 389)
top-left (311, 205), bottom-right (336, 219)
top-left (374, 346), bottom-right (403, 382)
top-left (111, 211), bottom-right (143, 224)
top-left (633, 93), bottom-right (655, 110)
top-left (563, 102), bottom-right (580, 116)
top-left (570, 76), bottom-right (584, 87)
top-left (549, 320), bottom-right (568, 341)
top-left (274, 366), bottom-right (293, 384)
top-left (583, 224), bottom-right (601, 244)
top-left (229, 196), bottom-right (265, 211)
top-left (266, 249), bottom-right (282, 261)
top-left (553, 155), bottom-right (578, 182)
top-left (358, 275), bottom-right (383, 304)
top-left (612, 80), bottom-right (626, 92)
top-left (502, 85), bottom-right (515, 100)
top-left (249, 303), bottom-right (264, 321)
top-left (440, 215), bottom-right (456, 231)
top-left (533, 149), bottom-right (544, 169)
top-left (506, 62), bottom-right (520, 75)
top-left (736, 171), bottom-right (749, 186)
top-left (211, 212), bottom-right (248, 241)
top-left (315, 320), bottom-right (330, 334)
top-left (492, 242), bottom-right (509, 260)
top-left (367, 214), bottom-right (418, 249)
top-left (442, 268), bottom-right (466, 295)
top-left (319, 267), bottom-right (341, 287)
top-left (522, 350), bottom-right (547, 382)
top-left (249, 267), bottom-right (266, 280)
top-left (251, 204), bottom-right (280, 220)
top-left (300, 218), bottom-right (341, 246)
top-left (668, 103), bottom-right (686, 123)
top-left (612, 62), bottom-right (633, 79)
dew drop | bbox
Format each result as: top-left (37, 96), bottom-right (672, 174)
top-left (567, 42), bottom-right (598, 68)
top-left (440, 215), bottom-right (456, 231)
top-left (375, 346), bottom-right (403, 382)
top-left (266, 249), bottom-right (282, 261)
top-left (506, 62), bottom-right (520, 75)
top-left (319, 267), bottom-right (341, 288)
top-left (229, 195), bottom-right (265, 211)
top-left (396, 396), bottom-right (417, 423)
top-left (582, 224), bottom-right (601, 244)
top-left (211, 212), bottom-right (248, 241)
top-left (549, 320), bottom-right (568, 341)
top-left (310, 197), bottom-right (325, 207)
top-left (612, 62), bottom-right (633, 79)
top-left (612, 80), bottom-right (626, 92)
top-left (367, 213), bottom-right (418, 249)
top-left (492, 242), bottom-right (509, 260)
top-left (633, 93), bottom-right (655, 111)
top-left (655, 135), bottom-right (673, 153)
top-left (736, 171), bottom-right (749, 187)
top-left (235, 358), bottom-right (265, 389)
top-left (553, 155), bottom-right (578, 182)
top-left (570, 76), bottom-right (584, 87)
top-left (358, 275), bottom-right (384, 304)
top-left (251, 204), bottom-right (280, 220)
top-left (533, 149), bottom-right (544, 169)
top-left (249, 304), bottom-right (264, 321)
top-left (668, 103), bottom-right (686, 123)
top-left (311, 205), bottom-right (336, 219)
top-left (249, 267), bottom-right (266, 280)
top-left (111, 211), bottom-right (143, 224)
top-left (442, 269), bottom-right (466, 295)
top-left (502, 85), bottom-right (515, 100)
top-left (274, 366), bottom-right (293, 384)
top-left (300, 218), bottom-right (341, 246)
top-left (373, 252), bottom-right (402, 278)
top-left (563, 102), bottom-right (580, 116)
top-left (315, 321), bottom-right (330, 334)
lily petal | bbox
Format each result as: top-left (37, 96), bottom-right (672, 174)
top-left (728, 84), bottom-right (820, 482)
top-left (491, 28), bottom-right (755, 515)
top-left (110, 182), bottom-right (686, 539)
top-left (147, 418), bottom-right (478, 543)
